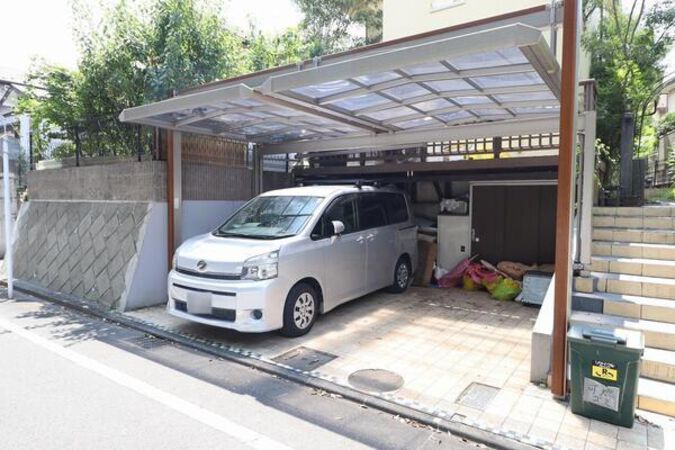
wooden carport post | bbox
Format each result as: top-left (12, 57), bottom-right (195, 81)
top-left (551, 0), bottom-right (580, 398)
top-left (166, 130), bottom-right (182, 268)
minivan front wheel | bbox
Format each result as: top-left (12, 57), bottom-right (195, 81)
top-left (387, 257), bottom-right (411, 293)
top-left (281, 283), bottom-right (318, 337)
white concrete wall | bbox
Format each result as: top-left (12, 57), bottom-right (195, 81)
top-left (122, 202), bottom-right (168, 311)
top-left (383, 0), bottom-right (546, 41)
top-left (180, 200), bottom-right (246, 243)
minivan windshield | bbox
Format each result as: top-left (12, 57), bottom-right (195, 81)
top-left (215, 195), bottom-right (323, 239)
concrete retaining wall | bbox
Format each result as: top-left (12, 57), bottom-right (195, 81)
top-left (27, 161), bottom-right (166, 201)
top-left (18, 156), bottom-right (291, 311)
top-left (13, 200), bottom-right (158, 310)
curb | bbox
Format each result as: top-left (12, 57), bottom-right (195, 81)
top-left (4, 280), bottom-right (551, 450)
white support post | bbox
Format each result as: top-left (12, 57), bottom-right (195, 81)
top-left (2, 124), bottom-right (13, 298)
top-left (19, 115), bottom-right (30, 162)
top-left (579, 110), bottom-right (596, 266)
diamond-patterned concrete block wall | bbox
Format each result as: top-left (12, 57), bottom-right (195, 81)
top-left (13, 200), bottom-right (150, 309)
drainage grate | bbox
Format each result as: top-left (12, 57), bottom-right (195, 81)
top-left (272, 346), bottom-right (337, 371)
top-left (127, 334), bottom-right (169, 349)
top-left (456, 382), bottom-right (500, 411)
top-left (348, 369), bottom-right (404, 393)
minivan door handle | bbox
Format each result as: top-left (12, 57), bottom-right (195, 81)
top-left (356, 236), bottom-right (365, 243)
top-left (366, 233), bottom-right (375, 241)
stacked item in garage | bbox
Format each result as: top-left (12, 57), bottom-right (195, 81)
top-left (437, 258), bottom-right (524, 302)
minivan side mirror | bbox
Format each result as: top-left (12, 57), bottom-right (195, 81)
top-left (331, 220), bottom-right (345, 235)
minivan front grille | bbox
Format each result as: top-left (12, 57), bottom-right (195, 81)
top-left (173, 283), bottom-right (236, 297)
top-left (176, 267), bottom-right (241, 280)
top-left (210, 307), bottom-right (236, 321)
top-left (172, 299), bottom-right (236, 322)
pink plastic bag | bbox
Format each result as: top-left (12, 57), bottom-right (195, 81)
top-left (438, 256), bottom-right (477, 288)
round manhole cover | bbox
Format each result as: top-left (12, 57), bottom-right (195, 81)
top-left (347, 369), bottom-right (404, 393)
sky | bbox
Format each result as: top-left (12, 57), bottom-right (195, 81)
top-left (1, 0), bottom-right (673, 81)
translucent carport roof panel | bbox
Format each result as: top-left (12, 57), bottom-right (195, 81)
top-left (119, 24), bottom-right (561, 150)
top-left (118, 83), bottom-right (369, 143)
top-left (260, 23), bottom-right (561, 135)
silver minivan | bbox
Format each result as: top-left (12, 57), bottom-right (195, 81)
top-left (168, 185), bottom-right (417, 336)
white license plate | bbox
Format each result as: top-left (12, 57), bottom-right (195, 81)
top-left (186, 291), bottom-right (212, 314)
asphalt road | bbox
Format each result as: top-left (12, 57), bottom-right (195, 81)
top-left (0, 290), bottom-right (486, 450)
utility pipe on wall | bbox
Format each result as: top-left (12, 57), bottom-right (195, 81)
top-left (2, 123), bottom-right (13, 298)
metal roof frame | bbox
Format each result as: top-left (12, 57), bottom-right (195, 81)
top-left (119, 23), bottom-right (562, 154)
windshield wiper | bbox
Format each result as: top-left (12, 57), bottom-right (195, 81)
top-left (214, 231), bottom-right (251, 238)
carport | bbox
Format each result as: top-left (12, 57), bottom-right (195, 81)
top-left (120, 3), bottom-right (587, 405)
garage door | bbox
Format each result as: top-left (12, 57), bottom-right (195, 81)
top-left (471, 184), bottom-right (556, 265)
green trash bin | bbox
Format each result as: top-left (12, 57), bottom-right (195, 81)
top-left (568, 324), bottom-right (644, 428)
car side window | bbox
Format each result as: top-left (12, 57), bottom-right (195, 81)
top-left (384, 193), bottom-right (409, 224)
top-left (311, 195), bottom-right (357, 239)
top-left (358, 193), bottom-right (388, 230)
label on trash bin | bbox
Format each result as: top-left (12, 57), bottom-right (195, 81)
top-left (583, 377), bottom-right (620, 411)
top-left (591, 360), bottom-right (618, 381)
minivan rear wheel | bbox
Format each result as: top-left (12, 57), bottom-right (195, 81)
top-left (387, 257), bottom-right (411, 294)
top-left (281, 282), bottom-right (318, 337)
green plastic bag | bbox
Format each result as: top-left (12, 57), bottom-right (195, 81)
top-left (490, 278), bottom-right (521, 301)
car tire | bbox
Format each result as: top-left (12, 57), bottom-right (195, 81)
top-left (281, 282), bottom-right (319, 337)
top-left (387, 256), bottom-right (411, 294)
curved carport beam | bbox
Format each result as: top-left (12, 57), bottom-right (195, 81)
top-left (259, 115), bottom-right (560, 155)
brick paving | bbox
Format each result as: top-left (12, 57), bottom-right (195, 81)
top-left (128, 287), bottom-right (674, 449)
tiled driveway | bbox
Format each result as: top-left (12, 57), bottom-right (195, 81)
top-left (128, 287), bottom-right (670, 449)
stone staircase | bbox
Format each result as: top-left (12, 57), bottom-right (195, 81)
top-left (573, 205), bottom-right (675, 417)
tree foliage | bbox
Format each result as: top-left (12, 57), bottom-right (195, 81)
top-left (293, 0), bottom-right (382, 56)
top-left (657, 111), bottom-right (675, 137)
top-left (582, 0), bottom-right (675, 187)
top-left (244, 26), bottom-right (310, 72)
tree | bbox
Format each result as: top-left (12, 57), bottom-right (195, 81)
top-left (19, 0), bottom-right (249, 158)
top-left (293, 0), bottom-right (382, 56)
top-left (582, 0), bottom-right (675, 187)
top-left (244, 26), bottom-right (310, 72)
top-left (146, 0), bottom-right (246, 99)
top-left (16, 63), bottom-right (83, 159)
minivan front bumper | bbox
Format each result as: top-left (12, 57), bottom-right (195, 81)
top-left (167, 269), bottom-right (288, 332)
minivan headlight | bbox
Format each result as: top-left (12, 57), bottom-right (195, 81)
top-left (241, 251), bottom-right (278, 280)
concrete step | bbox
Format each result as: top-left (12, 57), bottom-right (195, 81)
top-left (590, 256), bottom-right (675, 279)
top-left (638, 378), bottom-right (675, 417)
top-left (592, 227), bottom-right (675, 245)
top-left (592, 215), bottom-right (675, 229)
top-left (571, 310), bottom-right (675, 351)
top-left (589, 271), bottom-right (675, 300)
top-left (642, 348), bottom-right (675, 384)
top-left (594, 206), bottom-right (675, 217)
top-left (592, 241), bottom-right (675, 261)
top-left (574, 291), bottom-right (675, 324)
